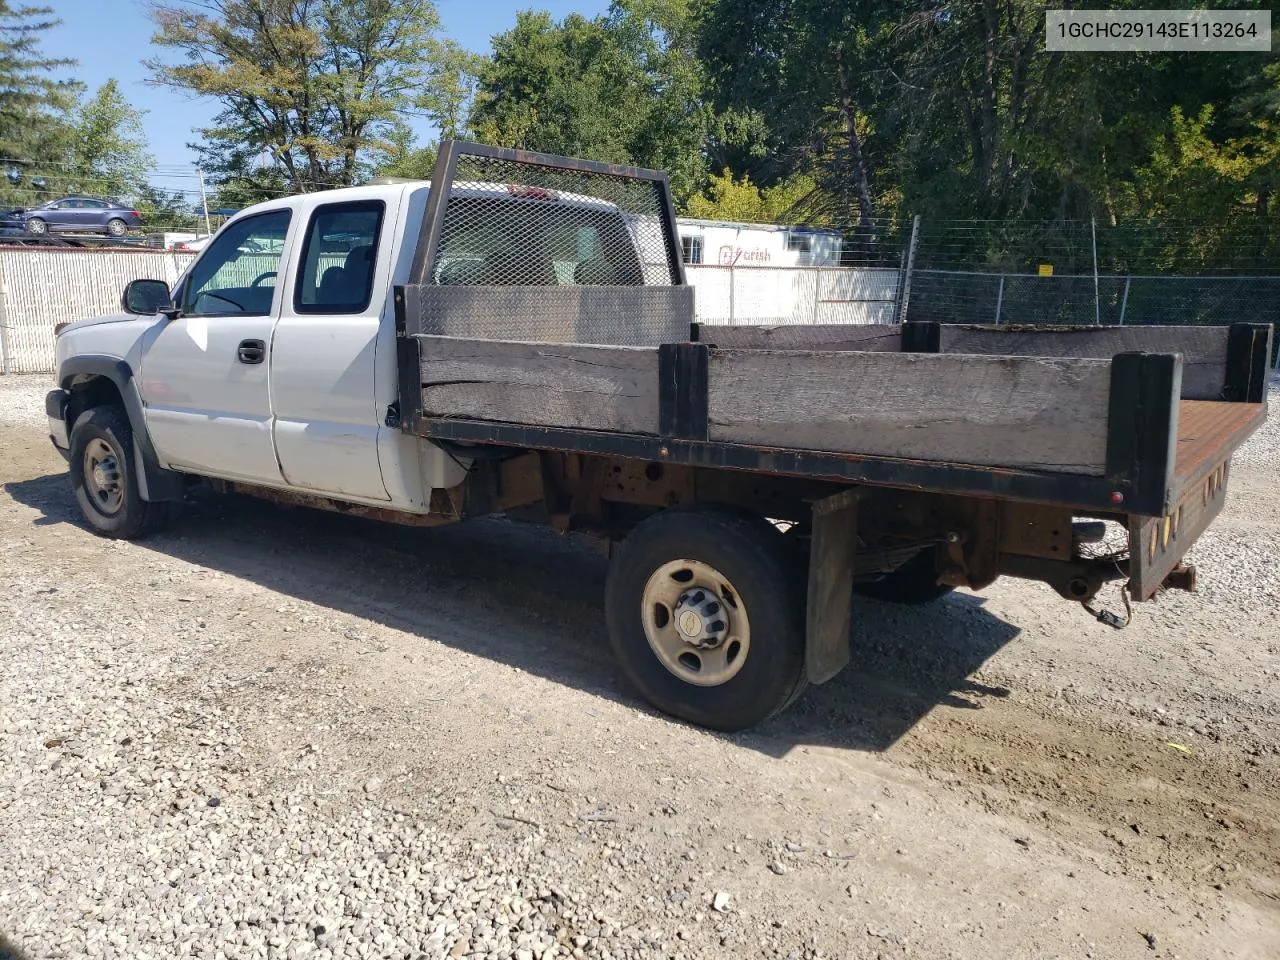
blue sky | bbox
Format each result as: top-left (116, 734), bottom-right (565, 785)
top-left (40, 0), bottom-right (608, 194)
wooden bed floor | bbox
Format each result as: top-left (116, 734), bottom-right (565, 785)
top-left (1175, 400), bottom-right (1266, 483)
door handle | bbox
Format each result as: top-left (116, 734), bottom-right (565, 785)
top-left (237, 339), bottom-right (265, 364)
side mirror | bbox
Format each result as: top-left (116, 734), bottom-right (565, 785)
top-left (122, 278), bottom-right (172, 316)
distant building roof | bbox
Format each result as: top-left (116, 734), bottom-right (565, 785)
top-left (675, 216), bottom-right (839, 235)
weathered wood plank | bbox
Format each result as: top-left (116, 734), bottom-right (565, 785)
top-left (413, 285), bottom-right (694, 346)
top-left (419, 335), bottom-right (660, 434)
top-left (697, 323), bottom-right (902, 352)
top-left (938, 325), bottom-right (1229, 400)
top-left (708, 349), bottom-right (1117, 475)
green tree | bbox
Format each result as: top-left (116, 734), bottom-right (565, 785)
top-left (419, 39), bottom-right (486, 142)
top-left (148, 0), bottom-right (443, 193)
top-left (698, 0), bottom-right (898, 227)
top-left (0, 1), bottom-right (80, 205)
top-left (683, 168), bottom-right (827, 224)
top-left (70, 79), bottom-right (153, 200)
top-left (134, 184), bottom-right (196, 233)
top-left (470, 0), bottom-right (710, 199)
top-left (372, 123), bottom-right (437, 181)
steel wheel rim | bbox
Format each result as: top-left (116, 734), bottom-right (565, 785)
top-left (641, 559), bottom-right (751, 687)
top-left (83, 437), bottom-right (124, 515)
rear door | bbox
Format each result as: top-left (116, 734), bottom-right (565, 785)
top-left (64, 199), bottom-right (96, 231)
top-left (270, 197), bottom-right (392, 500)
top-left (79, 198), bottom-right (110, 231)
top-left (139, 209), bottom-right (293, 483)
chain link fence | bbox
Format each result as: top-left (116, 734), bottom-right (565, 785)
top-left (906, 271), bottom-right (1280, 330)
top-left (899, 216), bottom-right (1280, 362)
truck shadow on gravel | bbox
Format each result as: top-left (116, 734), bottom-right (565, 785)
top-left (7, 473), bottom-right (1018, 757)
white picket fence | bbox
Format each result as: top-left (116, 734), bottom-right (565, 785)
top-left (0, 250), bottom-right (901, 375)
top-left (0, 249), bottom-right (196, 374)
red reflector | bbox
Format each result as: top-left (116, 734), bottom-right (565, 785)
top-left (1110, 491), bottom-right (1125, 504)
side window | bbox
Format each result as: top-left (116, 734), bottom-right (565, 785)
top-left (294, 200), bottom-right (384, 313)
top-left (183, 210), bottom-right (291, 317)
top-left (786, 232), bottom-right (813, 254)
top-left (680, 235), bottom-right (703, 265)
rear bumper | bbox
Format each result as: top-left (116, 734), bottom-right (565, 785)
top-left (46, 388), bottom-right (69, 452)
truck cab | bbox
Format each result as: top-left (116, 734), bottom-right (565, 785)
top-left (48, 181), bottom-right (462, 518)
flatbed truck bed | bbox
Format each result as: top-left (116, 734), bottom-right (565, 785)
top-left (383, 143), bottom-right (1271, 728)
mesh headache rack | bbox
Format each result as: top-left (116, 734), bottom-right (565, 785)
top-left (397, 141), bottom-right (691, 343)
top-left (394, 141), bottom-right (695, 431)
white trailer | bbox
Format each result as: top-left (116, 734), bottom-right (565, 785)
top-left (674, 218), bottom-right (842, 267)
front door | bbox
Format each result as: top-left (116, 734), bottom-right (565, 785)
top-left (140, 209), bottom-right (293, 484)
top-left (43, 200), bottom-right (75, 231)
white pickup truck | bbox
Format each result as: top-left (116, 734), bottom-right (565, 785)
top-left (46, 142), bottom-right (1269, 731)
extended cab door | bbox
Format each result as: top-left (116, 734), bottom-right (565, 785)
top-left (139, 209), bottom-right (293, 483)
top-left (269, 197), bottom-right (391, 500)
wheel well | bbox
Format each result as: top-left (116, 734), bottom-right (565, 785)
top-left (65, 374), bottom-right (124, 427)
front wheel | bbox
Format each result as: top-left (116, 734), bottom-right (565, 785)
top-left (105, 218), bottom-right (127, 237)
top-left (25, 217), bottom-right (47, 236)
top-left (605, 507), bottom-right (806, 731)
top-left (68, 406), bottom-right (167, 539)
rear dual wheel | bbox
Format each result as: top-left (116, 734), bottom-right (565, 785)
top-left (605, 507), bottom-right (807, 731)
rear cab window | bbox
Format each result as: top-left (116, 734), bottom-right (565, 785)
top-left (294, 200), bottom-right (386, 314)
top-left (433, 193), bottom-right (644, 286)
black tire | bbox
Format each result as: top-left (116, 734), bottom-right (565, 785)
top-left (25, 217), bottom-right (47, 236)
top-left (853, 549), bottom-right (954, 605)
top-left (605, 506), bottom-right (807, 731)
top-left (105, 218), bottom-right (127, 237)
top-left (68, 406), bottom-right (167, 539)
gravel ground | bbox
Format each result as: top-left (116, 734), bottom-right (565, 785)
top-left (0, 374), bottom-right (50, 427)
top-left (2, 372), bottom-right (1278, 960)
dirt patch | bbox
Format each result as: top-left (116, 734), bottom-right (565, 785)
top-left (2, 372), bottom-right (1278, 960)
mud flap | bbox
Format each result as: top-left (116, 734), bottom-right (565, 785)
top-left (805, 488), bottom-right (858, 684)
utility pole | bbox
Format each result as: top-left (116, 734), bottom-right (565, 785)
top-left (897, 215), bottom-right (921, 325)
top-left (1091, 216), bottom-right (1101, 325)
top-left (197, 166), bottom-right (212, 237)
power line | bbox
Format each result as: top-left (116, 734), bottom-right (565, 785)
top-left (0, 158), bottom-right (368, 193)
